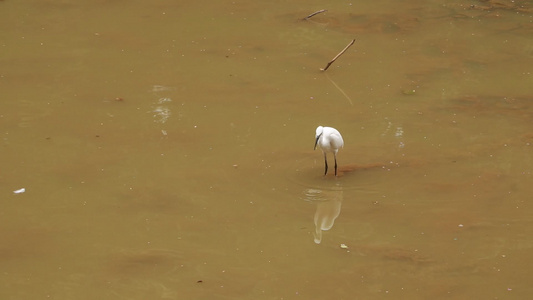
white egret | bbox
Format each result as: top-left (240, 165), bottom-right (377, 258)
top-left (314, 126), bottom-right (344, 176)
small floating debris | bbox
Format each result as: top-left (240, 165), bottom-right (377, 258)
top-left (303, 9), bottom-right (327, 20)
top-left (13, 188), bottom-right (26, 194)
top-left (340, 243), bottom-right (349, 249)
top-left (152, 85), bottom-right (174, 92)
top-left (402, 89), bottom-right (416, 95)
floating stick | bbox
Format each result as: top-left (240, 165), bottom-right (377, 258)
top-left (303, 9), bottom-right (327, 20)
top-left (320, 39), bottom-right (355, 71)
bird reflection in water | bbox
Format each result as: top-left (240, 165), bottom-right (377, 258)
top-left (304, 186), bottom-right (343, 244)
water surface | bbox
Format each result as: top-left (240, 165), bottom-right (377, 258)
top-left (1, 0), bottom-right (533, 299)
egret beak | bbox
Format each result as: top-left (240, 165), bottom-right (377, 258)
top-left (314, 134), bottom-right (322, 150)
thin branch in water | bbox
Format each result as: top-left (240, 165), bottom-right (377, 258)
top-left (303, 9), bottom-right (327, 20)
top-left (320, 39), bottom-right (356, 71)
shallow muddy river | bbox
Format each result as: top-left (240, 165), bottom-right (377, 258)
top-left (1, 0), bottom-right (533, 299)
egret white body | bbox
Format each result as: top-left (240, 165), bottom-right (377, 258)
top-left (314, 126), bottom-right (344, 176)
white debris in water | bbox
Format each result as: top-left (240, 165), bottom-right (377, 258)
top-left (153, 106), bottom-right (171, 123)
top-left (13, 188), bottom-right (25, 194)
top-left (157, 97), bottom-right (172, 104)
top-left (152, 85), bottom-right (174, 92)
top-left (395, 126), bottom-right (404, 137)
top-left (151, 97), bottom-right (173, 124)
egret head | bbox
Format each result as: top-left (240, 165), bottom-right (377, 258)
top-left (314, 126), bottom-right (324, 150)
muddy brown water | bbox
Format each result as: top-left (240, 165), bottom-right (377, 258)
top-left (1, 0), bottom-right (532, 299)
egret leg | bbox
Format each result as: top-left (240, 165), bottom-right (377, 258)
top-left (334, 154), bottom-right (338, 176)
top-left (323, 153), bottom-right (328, 175)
